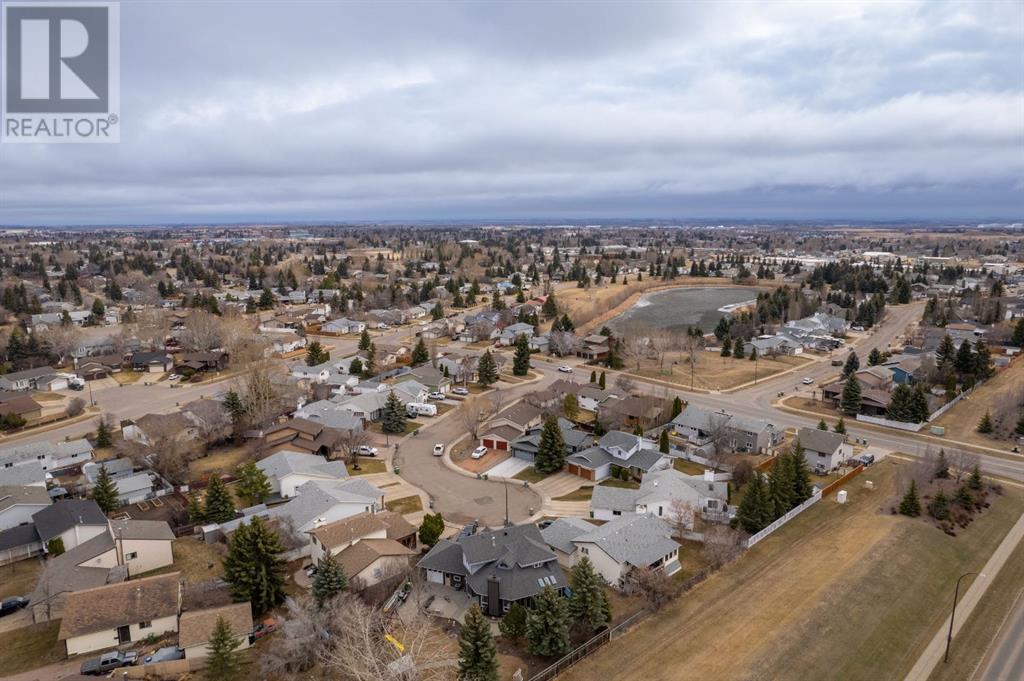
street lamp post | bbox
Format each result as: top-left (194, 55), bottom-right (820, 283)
top-left (944, 572), bottom-right (981, 663)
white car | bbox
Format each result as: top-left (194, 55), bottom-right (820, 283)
top-left (428, 392), bottom-right (446, 400)
top-left (558, 365), bottom-right (573, 373)
top-left (471, 446), bottom-right (488, 459)
top-left (451, 387), bottom-right (469, 396)
top-left (802, 377), bottom-right (814, 385)
top-left (167, 373), bottom-right (180, 381)
top-left (356, 445), bottom-right (379, 457)
top-left (433, 444), bottom-right (445, 456)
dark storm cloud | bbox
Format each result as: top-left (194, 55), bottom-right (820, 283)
top-left (1, 0), bottom-right (1021, 225)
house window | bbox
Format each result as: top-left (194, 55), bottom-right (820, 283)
top-left (125, 552), bottom-right (138, 560)
top-left (581, 547), bottom-right (589, 555)
top-left (139, 621), bottom-right (152, 629)
top-left (707, 500), bottom-right (718, 510)
top-left (612, 511), bottom-right (621, 516)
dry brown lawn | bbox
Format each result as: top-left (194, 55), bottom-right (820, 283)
top-left (563, 459), bottom-right (1024, 681)
top-left (188, 445), bottom-right (251, 481)
top-left (0, 559), bottom-right (41, 600)
top-left (932, 358), bottom-right (1024, 448)
top-left (148, 536), bottom-right (224, 583)
top-left (629, 352), bottom-right (810, 391)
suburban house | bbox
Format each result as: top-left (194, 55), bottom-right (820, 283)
top-left (599, 395), bottom-right (669, 430)
top-left (175, 351), bottom-right (229, 373)
top-left (537, 517), bottom-right (596, 566)
top-left (541, 514), bottom-right (681, 587)
top-left (402, 365), bottom-right (452, 394)
top-left (107, 519), bottom-right (175, 575)
top-left (308, 511), bottom-right (417, 590)
top-left (565, 431), bottom-right (671, 482)
top-left (821, 366), bottom-right (894, 417)
top-left (0, 459), bottom-right (46, 488)
top-left (0, 485), bottom-right (51, 531)
top-left (179, 602), bottom-right (253, 661)
top-left (262, 418), bottom-right (354, 457)
top-left (292, 360), bottom-right (335, 384)
top-left (0, 366), bottom-right (65, 392)
top-left (0, 393), bottom-right (44, 423)
top-left (671, 407), bottom-right (782, 454)
top-left (33, 499), bottom-right (109, 552)
top-left (498, 322), bottom-right (535, 346)
top-left (58, 573), bottom-right (182, 656)
top-left (321, 318), bottom-right (366, 335)
top-left (480, 402), bottom-right (544, 452)
top-left (418, 524), bottom-right (568, 617)
top-left (590, 468), bottom-right (730, 524)
top-left (128, 351), bottom-right (175, 373)
top-left (796, 427), bottom-right (853, 474)
top-left (256, 449), bottom-right (349, 499)
top-left (0, 523), bottom-right (44, 566)
top-left (75, 354), bottom-right (124, 381)
top-left (576, 335), bottom-right (611, 361)
top-left (511, 418), bottom-right (594, 463)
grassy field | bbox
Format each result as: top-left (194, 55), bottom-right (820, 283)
top-left (188, 445), bottom-right (251, 481)
top-left (932, 358), bottom-right (1023, 448)
top-left (628, 352), bottom-right (810, 391)
top-left (148, 537), bottom-right (224, 583)
top-left (0, 559), bottom-right (41, 599)
top-left (563, 460), bottom-right (1024, 681)
top-left (927, 537), bottom-right (1024, 681)
top-left (385, 495), bottom-right (423, 514)
top-left (347, 458), bottom-right (387, 475)
top-left (112, 371), bottom-right (145, 385)
top-left (673, 458), bottom-right (707, 475)
top-left (513, 467), bottom-right (549, 484)
top-left (0, 622), bottom-right (65, 674)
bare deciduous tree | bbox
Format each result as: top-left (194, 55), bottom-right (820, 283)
top-left (337, 428), bottom-right (373, 466)
top-left (459, 392), bottom-right (501, 441)
top-left (667, 498), bottom-right (697, 538)
top-left (701, 525), bottom-right (745, 567)
top-left (705, 412), bottom-right (734, 472)
top-left (548, 330), bottom-right (579, 357)
top-left (38, 325), bottom-right (81, 366)
top-left (131, 308), bottom-right (171, 350)
top-left (628, 566), bottom-right (679, 611)
top-left (183, 309), bottom-right (225, 352)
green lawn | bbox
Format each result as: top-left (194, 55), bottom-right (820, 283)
top-left (553, 487), bottom-right (594, 502)
top-left (0, 558), bottom-right (41, 599)
top-left (0, 622), bottom-right (65, 675)
top-left (513, 467), bottom-right (549, 484)
top-left (347, 458), bottom-right (387, 475)
top-left (385, 495), bottom-right (423, 514)
top-left (369, 420), bottom-right (421, 435)
top-left (599, 478), bottom-right (640, 490)
top-left (673, 458), bottom-right (707, 475)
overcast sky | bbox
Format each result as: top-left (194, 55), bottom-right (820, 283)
top-left (1, 0), bottom-right (1022, 226)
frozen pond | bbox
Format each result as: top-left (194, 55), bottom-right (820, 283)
top-left (608, 287), bottom-right (756, 334)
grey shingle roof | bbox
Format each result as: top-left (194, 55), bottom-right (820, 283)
top-left (590, 485), bottom-right (641, 513)
top-left (256, 450), bottom-right (348, 482)
top-left (573, 515), bottom-right (679, 567)
top-left (32, 499), bottom-right (107, 543)
top-left (796, 427), bottom-right (845, 455)
top-left (539, 518), bottom-right (595, 554)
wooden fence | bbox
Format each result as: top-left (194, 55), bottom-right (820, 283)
top-left (821, 464), bottom-right (865, 497)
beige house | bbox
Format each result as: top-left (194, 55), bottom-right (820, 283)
top-left (58, 572), bottom-right (182, 656)
top-left (179, 602), bottom-right (253, 661)
top-left (109, 519), bottom-right (175, 576)
top-left (308, 511), bottom-right (416, 590)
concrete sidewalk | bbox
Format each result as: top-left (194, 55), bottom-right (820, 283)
top-left (904, 512), bottom-right (1024, 681)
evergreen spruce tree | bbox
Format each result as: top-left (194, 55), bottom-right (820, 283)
top-left (418, 512), bottom-right (445, 546)
top-left (534, 415), bottom-right (567, 474)
top-left (1016, 413), bottom-right (1024, 437)
top-left (737, 473), bottom-right (772, 533)
top-left (411, 338), bottom-right (430, 366)
top-left (91, 463), bottom-right (119, 513)
top-left (671, 396), bottom-right (683, 419)
top-left (732, 340), bottom-right (745, 359)
top-left (834, 417), bottom-right (846, 434)
top-left (954, 340), bottom-right (975, 375)
top-left (222, 390), bottom-right (246, 426)
top-left (817, 419), bottom-right (828, 430)
top-left (748, 346), bottom-right (757, 362)
top-left (542, 294), bottom-right (558, 319)
top-left (382, 391), bottom-right (408, 434)
top-left (94, 420), bottom-right (113, 448)
top-left (659, 429), bottom-right (670, 453)
top-left (954, 485), bottom-right (973, 508)
top-left (936, 334), bottom-right (956, 367)
top-left (789, 440), bottom-right (813, 504)
top-left (361, 342), bottom-right (377, 378)
top-left (910, 384), bottom-right (930, 423)
top-left (223, 516), bottom-right (286, 613)
top-left (203, 475), bottom-right (237, 524)
top-left (512, 334), bottom-right (531, 376)
top-left (589, 370), bottom-right (597, 384)
top-left (934, 449), bottom-right (950, 479)
top-left (305, 341), bottom-right (329, 366)
top-left (929, 490), bottom-right (950, 520)
top-left (868, 348), bottom-right (882, 366)
top-left (886, 384), bottom-right (914, 422)
top-left (348, 357), bottom-right (363, 376)
top-left (458, 604), bottom-right (499, 681)
top-left (562, 394), bottom-right (579, 421)
top-left (187, 494), bottom-right (206, 524)
top-left (235, 460), bottom-right (272, 506)
top-left (526, 587), bottom-right (570, 658)
top-left (567, 557), bottom-right (611, 632)
top-left (721, 338), bottom-right (732, 357)
top-left (842, 352), bottom-right (860, 378)
top-left (767, 454), bottom-right (795, 517)
top-left (976, 410), bottom-right (994, 433)
top-left (899, 480), bottom-right (921, 517)
top-left (358, 328), bottom-right (371, 351)
top-left (968, 464), bottom-right (983, 490)
top-left (840, 375), bottom-right (862, 416)
top-left (973, 340), bottom-right (993, 380)
top-left (598, 371), bottom-right (606, 389)
top-left (1012, 318), bottom-right (1024, 348)
top-left (312, 552), bottom-right (348, 607)
top-left (204, 616), bottom-right (246, 681)
top-left (499, 602), bottom-right (528, 642)
top-left (477, 350), bottom-right (499, 386)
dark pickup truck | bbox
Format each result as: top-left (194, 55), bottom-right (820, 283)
top-left (80, 650), bottom-right (138, 675)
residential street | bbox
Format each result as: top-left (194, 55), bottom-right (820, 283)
top-left (978, 586), bottom-right (1024, 681)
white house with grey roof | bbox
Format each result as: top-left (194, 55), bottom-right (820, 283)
top-left (590, 468), bottom-right (730, 526)
top-left (0, 439), bottom-right (94, 474)
top-left (255, 450), bottom-right (349, 499)
top-left (671, 407), bottom-right (782, 454)
top-left (565, 431), bottom-right (671, 482)
top-left (543, 515), bottom-right (681, 588)
top-left (796, 427), bottom-right (852, 473)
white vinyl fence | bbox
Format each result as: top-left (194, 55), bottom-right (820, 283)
top-left (746, 489), bottom-right (822, 549)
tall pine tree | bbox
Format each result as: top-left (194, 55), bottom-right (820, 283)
top-left (477, 350), bottom-right (499, 386)
top-left (203, 475), bottom-right (237, 524)
top-left (840, 375), bottom-right (862, 416)
top-left (527, 587), bottom-right (570, 658)
top-left (411, 338), bottom-right (430, 366)
top-left (312, 552), bottom-right (348, 607)
top-left (382, 390), bottom-right (408, 434)
top-left (458, 604), bottom-right (499, 681)
top-left (91, 463), bottom-right (119, 513)
top-left (223, 516), bottom-right (286, 614)
top-left (567, 557), bottom-right (610, 632)
top-left (204, 615), bottom-right (246, 681)
top-left (512, 334), bottom-right (531, 376)
top-left (534, 415), bottom-right (567, 474)
top-left (235, 461), bottom-right (272, 507)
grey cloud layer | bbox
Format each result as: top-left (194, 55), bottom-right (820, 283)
top-left (1, 0), bottom-right (1021, 224)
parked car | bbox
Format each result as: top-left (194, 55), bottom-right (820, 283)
top-left (167, 373), bottom-right (181, 380)
top-left (252, 618), bottom-right (279, 641)
top-left (802, 377), bottom-right (814, 385)
top-left (471, 446), bottom-right (488, 459)
top-left (558, 365), bottom-right (573, 373)
top-left (356, 445), bottom-right (378, 457)
top-left (427, 391), bottom-right (446, 400)
top-left (143, 647), bottom-right (185, 664)
top-left (433, 443), bottom-right (445, 456)
top-left (831, 358), bottom-right (843, 366)
top-left (80, 651), bottom-right (138, 675)
top-left (451, 386), bottom-right (469, 396)
top-left (0, 596), bottom-right (28, 617)
top-left (857, 454), bottom-right (876, 467)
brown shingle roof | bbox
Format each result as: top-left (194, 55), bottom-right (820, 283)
top-left (309, 511), bottom-right (388, 550)
top-left (178, 602), bottom-right (252, 649)
top-left (58, 572), bottom-right (181, 640)
top-left (335, 538), bottom-right (414, 578)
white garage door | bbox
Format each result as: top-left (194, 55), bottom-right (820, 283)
top-left (426, 569), bottom-right (443, 584)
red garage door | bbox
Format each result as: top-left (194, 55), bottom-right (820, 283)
top-left (496, 440), bottom-right (508, 451)
top-left (483, 439), bottom-right (494, 449)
